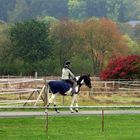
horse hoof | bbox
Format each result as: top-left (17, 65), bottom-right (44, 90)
top-left (71, 111), bottom-right (74, 113)
top-left (56, 111), bottom-right (60, 113)
top-left (75, 110), bottom-right (79, 113)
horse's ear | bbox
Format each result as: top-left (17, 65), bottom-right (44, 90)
top-left (87, 74), bottom-right (90, 77)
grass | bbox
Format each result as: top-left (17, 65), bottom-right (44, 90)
top-left (1, 90), bottom-right (140, 108)
top-left (0, 114), bottom-right (140, 140)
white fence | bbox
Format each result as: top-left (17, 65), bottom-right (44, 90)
top-left (0, 77), bottom-right (44, 105)
top-left (0, 76), bottom-right (140, 106)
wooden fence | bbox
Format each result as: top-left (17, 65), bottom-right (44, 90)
top-left (0, 76), bottom-right (140, 106)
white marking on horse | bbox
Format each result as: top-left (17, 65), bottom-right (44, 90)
top-left (75, 86), bottom-right (79, 93)
top-left (64, 88), bottom-right (72, 95)
top-left (75, 76), bottom-right (80, 81)
top-left (80, 80), bottom-right (84, 84)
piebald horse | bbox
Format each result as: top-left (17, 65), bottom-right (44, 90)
top-left (46, 74), bottom-right (92, 113)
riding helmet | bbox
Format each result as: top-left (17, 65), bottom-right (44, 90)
top-left (65, 61), bottom-right (71, 65)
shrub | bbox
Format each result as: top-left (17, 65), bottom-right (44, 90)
top-left (100, 55), bottom-right (140, 80)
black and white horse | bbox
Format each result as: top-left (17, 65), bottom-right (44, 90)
top-left (46, 74), bottom-right (92, 113)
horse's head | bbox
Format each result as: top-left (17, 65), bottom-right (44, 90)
top-left (77, 74), bottom-right (92, 88)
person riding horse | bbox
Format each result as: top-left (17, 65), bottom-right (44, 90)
top-left (46, 74), bottom-right (92, 113)
top-left (61, 61), bottom-right (77, 87)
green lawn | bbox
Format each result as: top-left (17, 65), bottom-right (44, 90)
top-left (0, 114), bottom-right (140, 140)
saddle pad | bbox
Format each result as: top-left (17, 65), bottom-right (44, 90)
top-left (48, 80), bottom-right (71, 94)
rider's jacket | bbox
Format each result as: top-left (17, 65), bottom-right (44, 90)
top-left (61, 67), bottom-right (75, 80)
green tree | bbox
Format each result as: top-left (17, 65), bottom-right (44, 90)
top-left (9, 19), bottom-right (52, 75)
top-left (68, 0), bottom-right (87, 20)
top-left (37, 16), bottom-right (59, 25)
top-left (132, 24), bottom-right (140, 54)
top-left (118, 0), bottom-right (140, 22)
top-left (0, 0), bottom-right (16, 22)
top-left (9, 0), bottom-right (68, 22)
top-left (123, 34), bottom-right (140, 55)
top-left (133, 24), bottom-right (140, 42)
top-left (8, 0), bottom-right (31, 22)
top-left (86, 0), bottom-right (107, 18)
top-left (0, 23), bottom-right (13, 75)
top-left (106, 0), bottom-right (121, 21)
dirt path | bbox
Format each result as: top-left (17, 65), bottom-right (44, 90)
top-left (0, 110), bottom-right (140, 118)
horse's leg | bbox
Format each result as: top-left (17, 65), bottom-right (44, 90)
top-left (70, 94), bottom-right (77, 113)
top-left (45, 84), bottom-right (50, 112)
top-left (74, 95), bottom-right (79, 112)
top-left (49, 94), bottom-right (56, 104)
top-left (53, 95), bottom-right (60, 113)
top-left (46, 94), bottom-right (56, 112)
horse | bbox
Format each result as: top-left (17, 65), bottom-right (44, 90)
top-left (45, 74), bottom-right (92, 113)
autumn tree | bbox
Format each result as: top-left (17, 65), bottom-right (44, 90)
top-left (80, 18), bottom-right (129, 75)
top-left (50, 19), bottom-right (80, 67)
top-left (100, 55), bottom-right (140, 80)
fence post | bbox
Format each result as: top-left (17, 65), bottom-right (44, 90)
top-left (45, 111), bottom-right (48, 133)
top-left (102, 109), bottom-right (104, 132)
top-left (35, 72), bottom-right (38, 99)
top-left (44, 77), bottom-right (48, 105)
top-left (105, 82), bottom-right (107, 91)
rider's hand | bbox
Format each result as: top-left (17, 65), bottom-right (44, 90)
top-left (74, 77), bottom-right (77, 81)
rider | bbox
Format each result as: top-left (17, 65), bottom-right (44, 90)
top-left (61, 61), bottom-right (77, 86)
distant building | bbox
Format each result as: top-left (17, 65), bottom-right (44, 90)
top-left (127, 20), bottom-right (140, 27)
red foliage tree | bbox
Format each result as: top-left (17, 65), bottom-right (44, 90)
top-left (100, 55), bottom-right (140, 80)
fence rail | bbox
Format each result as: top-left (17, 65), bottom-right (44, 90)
top-left (0, 105), bottom-right (140, 109)
top-left (0, 76), bottom-right (140, 106)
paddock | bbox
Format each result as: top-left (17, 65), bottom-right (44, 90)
top-left (0, 76), bottom-right (140, 106)
top-left (0, 76), bottom-right (140, 138)
top-left (0, 105), bottom-right (140, 133)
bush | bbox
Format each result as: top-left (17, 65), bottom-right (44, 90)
top-left (100, 55), bottom-right (140, 80)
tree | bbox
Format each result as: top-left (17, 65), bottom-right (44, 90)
top-left (118, 0), bottom-right (140, 22)
top-left (50, 19), bottom-right (79, 67)
top-left (133, 24), bottom-right (140, 42)
top-left (80, 18), bottom-right (129, 75)
top-left (131, 24), bottom-right (140, 54)
top-left (106, 0), bottom-right (121, 21)
top-left (9, 0), bottom-right (68, 22)
top-left (37, 16), bottom-right (59, 25)
top-left (68, 0), bottom-right (87, 20)
top-left (100, 55), bottom-right (140, 80)
top-left (86, 0), bottom-right (106, 18)
top-left (9, 19), bottom-right (52, 75)
top-left (0, 0), bottom-right (16, 22)
top-left (0, 23), bottom-right (14, 75)
top-left (123, 35), bottom-right (140, 54)
top-left (8, 0), bottom-right (29, 22)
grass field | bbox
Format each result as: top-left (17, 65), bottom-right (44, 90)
top-left (0, 114), bottom-right (140, 140)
